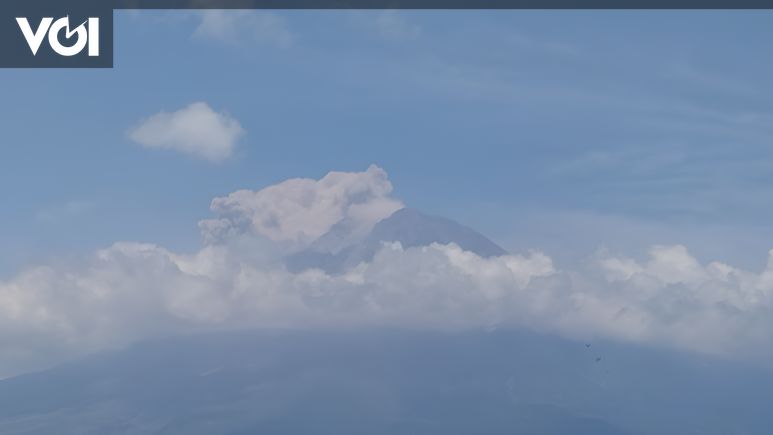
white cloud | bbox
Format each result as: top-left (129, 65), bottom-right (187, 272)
top-left (128, 102), bottom-right (244, 162)
top-left (553, 245), bottom-right (773, 357)
top-left (199, 164), bottom-right (404, 249)
top-left (4, 166), bottom-right (773, 377)
top-left (0, 239), bottom-right (554, 377)
top-left (193, 10), bottom-right (294, 48)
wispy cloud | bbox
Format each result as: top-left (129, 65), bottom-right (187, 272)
top-left (373, 11), bottom-right (421, 42)
top-left (35, 200), bottom-right (94, 223)
top-left (193, 10), bottom-right (294, 48)
top-left (504, 31), bottom-right (581, 58)
top-left (347, 11), bottom-right (421, 42)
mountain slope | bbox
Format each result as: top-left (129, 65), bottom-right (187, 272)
top-left (366, 208), bottom-right (507, 257)
top-left (288, 208), bottom-right (507, 273)
top-left (0, 329), bottom-right (772, 435)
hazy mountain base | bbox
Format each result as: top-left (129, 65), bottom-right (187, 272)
top-left (0, 329), bottom-right (770, 435)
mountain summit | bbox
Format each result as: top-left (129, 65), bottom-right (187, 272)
top-left (287, 208), bottom-right (508, 273)
top-left (368, 208), bottom-right (507, 257)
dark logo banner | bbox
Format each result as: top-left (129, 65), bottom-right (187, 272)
top-left (0, 0), bottom-right (112, 68)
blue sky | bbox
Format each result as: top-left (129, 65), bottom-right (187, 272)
top-left (3, 10), bottom-right (773, 277)
top-left (5, 10), bottom-right (773, 380)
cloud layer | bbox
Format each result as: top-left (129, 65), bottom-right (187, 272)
top-left (128, 102), bottom-right (244, 162)
top-left (2, 166), bottom-right (773, 377)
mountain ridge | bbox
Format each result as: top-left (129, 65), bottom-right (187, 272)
top-left (288, 208), bottom-right (508, 273)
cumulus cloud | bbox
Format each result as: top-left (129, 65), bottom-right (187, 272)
top-left (128, 102), bottom-right (244, 162)
top-left (199, 164), bottom-right (404, 249)
top-left (0, 239), bottom-right (554, 377)
top-left (193, 10), bottom-right (294, 48)
top-left (583, 245), bottom-right (773, 355)
top-left (3, 166), bottom-right (773, 377)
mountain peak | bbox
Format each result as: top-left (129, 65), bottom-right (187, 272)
top-left (287, 208), bottom-right (507, 273)
top-left (369, 208), bottom-right (507, 257)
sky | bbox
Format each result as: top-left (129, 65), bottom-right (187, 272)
top-left (2, 10), bottom-right (773, 376)
top-left (3, 10), bottom-right (773, 273)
